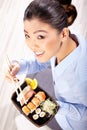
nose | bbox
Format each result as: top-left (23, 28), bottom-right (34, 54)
top-left (27, 39), bottom-right (39, 51)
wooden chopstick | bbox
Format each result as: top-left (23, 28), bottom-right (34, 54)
top-left (6, 55), bottom-right (27, 105)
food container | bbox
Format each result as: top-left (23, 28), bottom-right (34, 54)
top-left (11, 78), bottom-right (59, 127)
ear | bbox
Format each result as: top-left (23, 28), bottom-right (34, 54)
top-left (61, 28), bottom-right (69, 40)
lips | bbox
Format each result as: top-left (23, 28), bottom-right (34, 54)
top-left (34, 51), bottom-right (45, 56)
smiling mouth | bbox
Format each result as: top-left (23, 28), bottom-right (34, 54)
top-left (34, 51), bottom-right (45, 57)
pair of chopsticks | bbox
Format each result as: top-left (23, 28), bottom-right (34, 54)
top-left (6, 55), bottom-right (27, 105)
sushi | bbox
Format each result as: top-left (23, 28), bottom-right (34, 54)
top-left (35, 91), bottom-right (46, 102)
top-left (39, 111), bottom-right (46, 118)
top-left (25, 89), bottom-right (36, 101)
top-left (35, 108), bottom-right (41, 114)
top-left (33, 114), bottom-right (39, 120)
top-left (31, 97), bottom-right (41, 107)
top-left (27, 102), bottom-right (36, 113)
top-left (22, 105), bottom-right (30, 116)
top-left (17, 86), bottom-right (36, 106)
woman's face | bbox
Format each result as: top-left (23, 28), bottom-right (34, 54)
top-left (24, 18), bottom-right (62, 62)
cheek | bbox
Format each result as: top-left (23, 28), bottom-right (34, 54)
top-left (45, 39), bottom-right (62, 58)
top-left (44, 39), bottom-right (60, 51)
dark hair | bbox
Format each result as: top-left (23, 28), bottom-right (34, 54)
top-left (24, 0), bottom-right (77, 32)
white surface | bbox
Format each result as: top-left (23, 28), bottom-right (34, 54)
top-left (15, 114), bottom-right (52, 130)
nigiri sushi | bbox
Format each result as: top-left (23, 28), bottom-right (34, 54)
top-left (27, 102), bottom-right (36, 113)
top-left (17, 86), bottom-right (36, 106)
top-left (35, 91), bottom-right (46, 102)
top-left (22, 105), bottom-right (30, 116)
top-left (31, 97), bottom-right (41, 107)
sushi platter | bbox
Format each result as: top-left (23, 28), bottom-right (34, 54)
top-left (11, 78), bottom-right (59, 127)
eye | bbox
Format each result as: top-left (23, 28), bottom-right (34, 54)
top-left (37, 35), bottom-right (45, 39)
top-left (25, 34), bottom-right (30, 39)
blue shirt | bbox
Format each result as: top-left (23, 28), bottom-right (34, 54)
top-left (17, 34), bottom-right (87, 130)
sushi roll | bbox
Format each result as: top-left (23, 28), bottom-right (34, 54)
top-left (35, 108), bottom-right (41, 114)
top-left (35, 91), bottom-right (46, 102)
top-left (22, 105), bottom-right (30, 116)
top-left (39, 111), bottom-right (46, 118)
top-left (33, 114), bottom-right (39, 120)
top-left (27, 102), bottom-right (36, 113)
top-left (31, 97), bottom-right (41, 107)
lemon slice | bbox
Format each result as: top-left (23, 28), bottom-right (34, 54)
top-left (25, 78), bottom-right (38, 90)
top-left (25, 78), bottom-right (33, 84)
top-left (31, 79), bottom-right (38, 90)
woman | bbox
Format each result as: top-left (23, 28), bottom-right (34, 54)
top-left (7, 0), bottom-right (87, 130)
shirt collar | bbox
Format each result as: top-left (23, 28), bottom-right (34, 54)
top-left (51, 35), bottom-right (82, 76)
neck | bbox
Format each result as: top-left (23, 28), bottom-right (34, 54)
top-left (56, 36), bottom-right (77, 64)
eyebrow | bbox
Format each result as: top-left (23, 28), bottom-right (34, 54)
top-left (24, 30), bottom-right (28, 33)
top-left (24, 29), bottom-right (48, 34)
top-left (34, 30), bottom-right (48, 34)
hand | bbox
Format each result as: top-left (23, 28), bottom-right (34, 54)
top-left (5, 61), bottom-right (20, 82)
top-left (9, 61), bottom-right (20, 76)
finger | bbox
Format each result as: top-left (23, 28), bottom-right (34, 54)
top-left (10, 65), bottom-right (19, 76)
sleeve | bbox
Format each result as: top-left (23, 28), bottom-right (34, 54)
top-left (56, 100), bottom-right (86, 121)
top-left (55, 100), bottom-right (87, 129)
top-left (17, 58), bottom-right (50, 76)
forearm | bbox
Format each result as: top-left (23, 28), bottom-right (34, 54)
top-left (17, 59), bottom-right (50, 75)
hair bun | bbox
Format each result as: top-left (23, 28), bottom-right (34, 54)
top-left (66, 4), bottom-right (77, 26)
top-left (58, 0), bottom-right (77, 26)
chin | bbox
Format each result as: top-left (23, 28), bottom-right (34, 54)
top-left (36, 58), bottom-right (49, 63)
